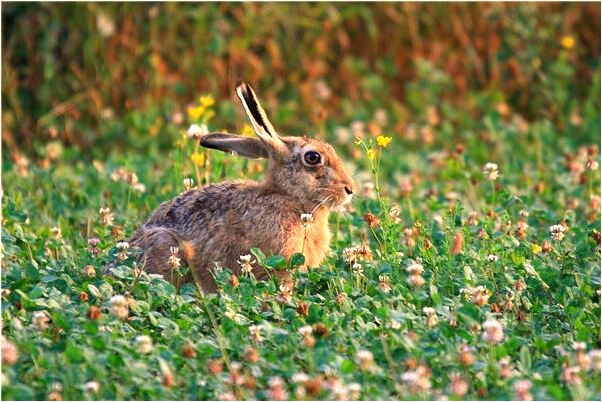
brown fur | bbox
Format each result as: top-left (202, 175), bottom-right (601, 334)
top-left (129, 83), bottom-right (355, 293)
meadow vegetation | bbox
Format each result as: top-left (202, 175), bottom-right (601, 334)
top-left (1, 3), bottom-right (601, 400)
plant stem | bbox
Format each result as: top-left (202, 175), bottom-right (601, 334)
top-left (204, 151), bottom-right (210, 186)
top-left (193, 142), bottom-right (202, 189)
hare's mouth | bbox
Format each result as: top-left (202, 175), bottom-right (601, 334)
top-left (312, 187), bottom-right (352, 210)
top-left (325, 191), bottom-right (353, 209)
top-left (341, 193), bottom-right (353, 205)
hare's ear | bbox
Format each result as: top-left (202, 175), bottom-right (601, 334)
top-left (235, 82), bottom-right (287, 155)
top-left (200, 133), bottom-right (268, 159)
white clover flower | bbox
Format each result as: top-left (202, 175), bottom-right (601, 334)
top-left (238, 254), bottom-right (255, 275)
top-left (291, 372), bottom-right (309, 384)
top-left (96, 13), bottom-right (115, 37)
top-left (135, 335), bottom-right (153, 354)
top-left (482, 319), bottom-right (504, 344)
top-left (133, 178), bottom-right (145, 191)
top-left (483, 163), bottom-right (499, 181)
top-left (407, 273), bottom-right (426, 287)
top-left (186, 124), bottom-right (208, 139)
top-left (423, 307), bottom-right (438, 327)
top-left (217, 391), bottom-right (236, 401)
top-left (116, 241), bottom-right (129, 250)
top-left (168, 247), bottom-right (181, 269)
top-left (356, 350), bottom-right (375, 371)
top-left (335, 127), bottom-right (351, 143)
top-left (83, 265), bottom-right (96, 277)
top-left (549, 224), bottom-right (568, 241)
top-left (462, 285), bottom-right (491, 307)
top-left (342, 245), bottom-right (373, 264)
top-left (298, 325), bottom-right (313, 336)
top-left (268, 376), bottom-right (285, 388)
top-left (362, 182), bottom-right (376, 199)
top-left (347, 382), bottom-right (362, 400)
top-left (110, 295), bottom-right (129, 319)
top-left (351, 121), bottom-right (365, 138)
top-left (51, 226), bottom-right (62, 240)
top-left (98, 207), bottom-right (113, 226)
top-left (486, 254), bottom-right (499, 263)
top-left (110, 295), bottom-right (127, 307)
top-left (300, 213), bottom-right (313, 224)
top-left (249, 325), bottom-right (262, 342)
top-left (183, 178), bottom-right (194, 191)
top-left (116, 241), bottom-right (130, 261)
top-left (401, 366), bottom-right (432, 392)
top-left (406, 261), bottom-right (424, 274)
top-left (513, 379), bottom-right (532, 400)
top-left (84, 381), bottom-right (100, 393)
top-left (352, 263), bottom-right (364, 277)
top-left (388, 320), bottom-right (402, 330)
top-left (449, 372), bottom-right (468, 397)
top-left (562, 366), bottom-right (582, 385)
top-left (379, 275), bottom-right (392, 293)
top-left (422, 307), bottom-right (436, 315)
top-left (401, 370), bottom-right (419, 384)
top-left (32, 311), bottom-right (50, 330)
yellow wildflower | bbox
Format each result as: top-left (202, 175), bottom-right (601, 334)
top-left (149, 118), bottom-right (162, 137)
top-left (531, 243), bottom-right (542, 254)
top-left (367, 149), bottom-right (376, 160)
top-left (187, 105), bottom-right (205, 121)
top-left (175, 133), bottom-right (187, 149)
top-left (561, 35), bottom-right (575, 50)
top-left (203, 109), bottom-right (215, 122)
top-left (376, 135), bottom-right (392, 148)
top-left (190, 152), bottom-right (205, 166)
top-left (199, 95), bottom-right (215, 107)
top-left (242, 124), bottom-right (255, 137)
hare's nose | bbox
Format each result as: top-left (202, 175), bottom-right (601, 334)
top-left (344, 186), bottom-right (354, 195)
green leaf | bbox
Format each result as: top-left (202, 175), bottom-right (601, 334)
top-left (65, 342), bottom-right (84, 363)
top-left (250, 247), bottom-right (266, 263)
top-left (9, 384), bottom-right (35, 400)
top-left (429, 283), bottom-right (441, 305)
top-left (265, 255), bottom-right (286, 270)
top-left (87, 284), bottom-right (101, 297)
top-left (519, 345), bottom-right (532, 371)
top-left (289, 253), bottom-right (305, 267)
top-left (341, 359), bottom-right (355, 374)
top-left (51, 311), bottom-right (70, 330)
top-left (28, 285), bottom-right (46, 299)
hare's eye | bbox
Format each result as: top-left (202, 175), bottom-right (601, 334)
top-left (303, 151), bottom-right (322, 166)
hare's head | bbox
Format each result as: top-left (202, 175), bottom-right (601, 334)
top-left (201, 82), bottom-right (356, 209)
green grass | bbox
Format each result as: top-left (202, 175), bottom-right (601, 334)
top-left (2, 75), bottom-right (601, 400)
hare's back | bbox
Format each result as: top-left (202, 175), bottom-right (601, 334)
top-left (141, 180), bottom-right (295, 232)
top-left (140, 181), bottom-right (244, 229)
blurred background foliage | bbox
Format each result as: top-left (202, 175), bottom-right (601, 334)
top-left (1, 2), bottom-right (600, 163)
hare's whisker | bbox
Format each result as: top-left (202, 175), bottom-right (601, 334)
top-left (311, 195), bottom-right (332, 215)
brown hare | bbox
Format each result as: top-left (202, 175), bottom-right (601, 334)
top-left (129, 82), bottom-right (356, 293)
